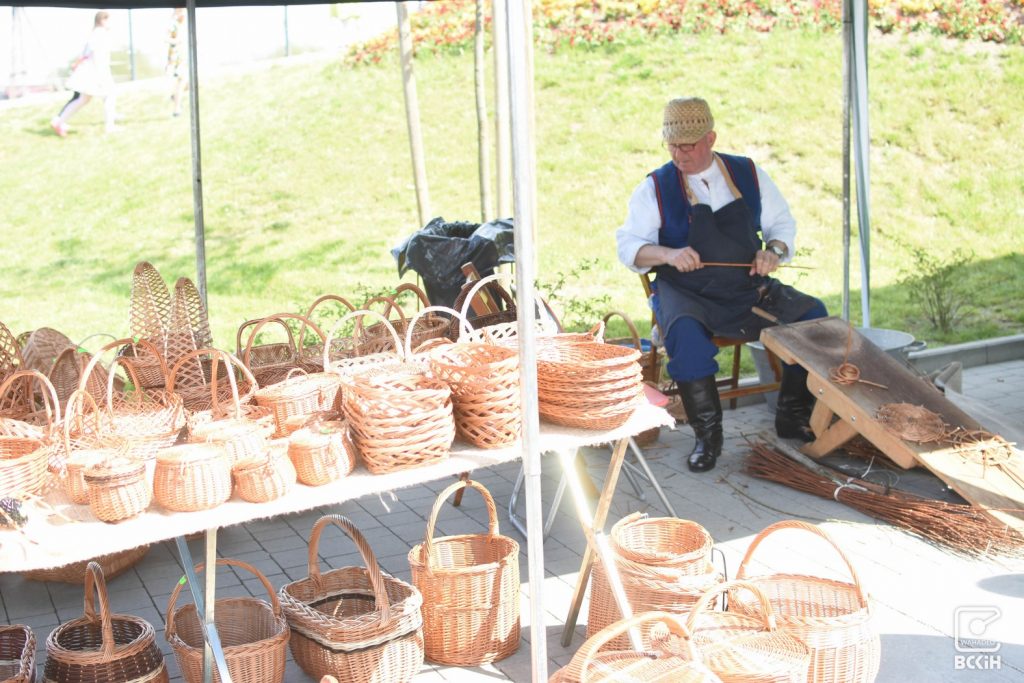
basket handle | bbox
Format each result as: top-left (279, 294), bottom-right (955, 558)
top-left (82, 561), bottom-right (117, 659)
top-left (300, 294), bottom-right (358, 351)
top-left (601, 310), bottom-right (642, 351)
top-left (306, 514), bottom-right (393, 624)
top-left (166, 557), bottom-right (283, 638)
top-left (0, 369), bottom-right (62, 433)
top-left (323, 309), bottom-right (404, 371)
top-left (457, 272), bottom-right (560, 340)
top-left (78, 337), bottom-right (167, 398)
top-left (735, 520), bottom-right (869, 608)
top-left (241, 313), bottom-right (327, 369)
top-left (62, 389), bottom-right (110, 458)
top-left (684, 579), bottom-right (778, 635)
top-left (357, 295), bottom-right (408, 347)
top-left (404, 305), bottom-right (463, 358)
top-left (452, 276), bottom-right (517, 320)
top-left (567, 611), bottom-right (697, 683)
top-left (421, 479), bottom-right (500, 572)
top-left (167, 348), bottom-right (257, 417)
top-left (392, 281), bottom-right (432, 309)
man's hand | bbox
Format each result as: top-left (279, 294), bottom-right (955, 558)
top-left (667, 246), bottom-right (703, 273)
top-left (750, 249), bottom-right (781, 276)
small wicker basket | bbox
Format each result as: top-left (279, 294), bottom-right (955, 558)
top-left (154, 443), bottom-right (232, 512)
top-left (255, 368), bottom-right (341, 438)
top-left (64, 448), bottom-right (119, 505)
top-left (166, 558), bottom-right (290, 683)
top-left (278, 515), bottom-right (424, 683)
top-left (232, 441), bottom-right (296, 503)
top-left (23, 545), bottom-right (150, 584)
top-left (0, 370), bottom-right (61, 497)
top-left (0, 624), bottom-right (35, 683)
top-left (408, 479), bottom-right (520, 666)
top-left (84, 456), bottom-right (151, 523)
top-left (44, 562), bottom-right (168, 683)
top-left (287, 420), bottom-right (356, 486)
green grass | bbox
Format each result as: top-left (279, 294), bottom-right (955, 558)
top-left (2, 30), bottom-right (1022, 359)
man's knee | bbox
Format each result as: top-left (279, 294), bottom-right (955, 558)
top-left (799, 297), bottom-right (828, 321)
top-left (664, 317), bottom-right (719, 382)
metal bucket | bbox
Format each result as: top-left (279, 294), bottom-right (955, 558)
top-left (855, 327), bottom-right (926, 363)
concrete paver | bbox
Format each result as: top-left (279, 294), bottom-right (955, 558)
top-left (3, 361), bottom-right (1023, 681)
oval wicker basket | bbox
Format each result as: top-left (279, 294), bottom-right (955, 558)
top-left (44, 561), bottom-right (168, 683)
top-left (239, 313), bottom-right (324, 387)
top-left (731, 520), bottom-right (881, 683)
top-left (23, 544), bottom-right (151, 584)
top-left (84, 456), bottom-right (151, 523)
top-left (611, 512), bottom-right (713, 568)
top-left (0, 624), bottom-right (35, 683)
top-left (64, 448), bottom-right (119, 504)
top-left (232, 441), bottom-right (296, 503)
top-left (550, 612), bottom-right (721, 683)
top-left (166, 558), bottom-right (290, 683)
top-left (287, 420), bottom-right (356, 486)
top-left (154, 443), bottom-right (232, 512)
top-left (0, 370), bottom-right (61, 497)
top-left (278, 515), bottom-right (424, 683)
top-left (408, 479), bottom-right (520, 666)
top-left (255, 368), bottom-right (341, 438)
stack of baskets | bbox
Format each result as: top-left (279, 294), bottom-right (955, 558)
top-left (536, 340), bottom-right (644, 430)
top-left (279, 515), bottom-right (424, 683)
top-left (588, 513), bottom-right (721, 648)
top-left (408, 480), bottom-right (520, 666)
top-left (603, 310), bottom-right (662, 444)
top-left (730, 520), bottom-right (881, 683)
top-left (165, 558), bottom-right (290, 683)
top-left (44, 562), bottom-right (168, 683)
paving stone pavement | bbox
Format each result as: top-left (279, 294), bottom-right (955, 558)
top-left (3, 361), bottom-right (1023, 682)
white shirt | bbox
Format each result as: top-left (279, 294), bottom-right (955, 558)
top-left (615, 155), bottom-right (797, 273)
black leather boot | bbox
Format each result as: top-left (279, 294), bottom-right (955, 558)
top-left (775, 364), bottom-right (816, 442)
top-left (676, 375), bottom-right (723, 473)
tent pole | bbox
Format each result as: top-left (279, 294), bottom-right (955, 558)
top-left (186, 0), bottom-right (207, 310)
top-left (396, 1), bottom-right (431, 227)
top-left (507, 0), bottom-right (548, 679)
top-left (493, 0), bottom-right (512, 218)
top-left (474, 0), bottom-right (493, 222)
top-left (842, 0), bottom-right (851, 322)
top-left (853, 0), bottom-right (871, 326)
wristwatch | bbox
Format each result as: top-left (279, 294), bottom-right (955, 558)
top-left (767, 243), bottom-right (786, 259)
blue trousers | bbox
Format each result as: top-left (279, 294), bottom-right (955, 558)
top-left (663, 299), bottom-right (829, 383)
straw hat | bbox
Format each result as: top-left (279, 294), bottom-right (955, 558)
top-left (663, 97), bottom-right (714, 144)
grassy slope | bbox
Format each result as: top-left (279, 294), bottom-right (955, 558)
top-left (1, 30), bottom-right (1022, 351)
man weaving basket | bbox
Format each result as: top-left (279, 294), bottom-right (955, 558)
top-left (616, 97), bottom-right (828, 473)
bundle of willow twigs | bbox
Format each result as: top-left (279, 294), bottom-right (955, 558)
top-left (745, 440), bottom-right (1024, 558)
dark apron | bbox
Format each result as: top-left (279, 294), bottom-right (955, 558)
top-left (654, 197), bottom-right (817, 342)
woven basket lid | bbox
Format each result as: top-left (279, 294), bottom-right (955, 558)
top-left (156, 442), bottom-right (229, 466)
top-left (67, 448), bottom-right (119, 471)
top-left (232, 442), bottom-right (288, 474)
top-left (190, 417), bottom-right (268, 440)
top-left (289, 420), bottom-right (347, 448)
top-left (84, 456), bottom-right (146, 482)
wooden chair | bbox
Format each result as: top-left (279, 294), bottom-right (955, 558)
top-left (639, 273), bottom-right (782, 409)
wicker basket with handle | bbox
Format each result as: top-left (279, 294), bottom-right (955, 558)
top-left (238, 313), bottom-right (322, 388)
top-left (299, 293), bottom-right (360, 368)
top-left (255, 367), bottom-right (341, 439)
top-left (408, 479), bottom-right (520, 666)
top-left (44, 561), bottom-right (168, 683)
top-left (166, 558), bottom-right (290, 683)
top-left (278, 514), bottom-right (424, 683)
top-left (356, 283), bottom-right (452, 356)
top-left (550, 612), bottom-right (722, 683)
top-left (731, 520), bottom-right (881, 683)
top-left (232, 440), bottom-right (296, 503)
top-left (19, 326), bottom-right (73, 375)
top-left (84, 456), bottom-right (150, 523)
top-left (0, 370), bottom-right (61, 497)
top-left (0, 624), bottom-right (35, 683)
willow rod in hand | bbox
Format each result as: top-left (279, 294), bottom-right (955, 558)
top-left (702, 261), bottom-right (816, 270)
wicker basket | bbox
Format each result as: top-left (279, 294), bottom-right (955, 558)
top-left (168, 348), bottom-right (255, 413)
top-left (154, 443), bottom-right (232, 512)
top-left (64, 447), bottom-right (119, 504)
top-left (44, 561), bottom-right (168, 683)
top-left (20, 327), bottom-right (73, 375)
top-left (287, 420), bottom-right (356, 486)
top-left (602, 310), bottom-right (662, 444)
top-left (232, 441), bottom-right (296, 503)
top-left (166, 558), bottom-right (290, 683)
top-left (278, 515), bottom-right (424, 683)
top-left (428, 340), bottom-right (521, 449)
top-left (84, 456), bottom-right (151, 523)
top-left (300, 294), bottom-right (360, 367)
top-left (239, 313), bottom-right (323, 388)
top-left (408, 479), bottom-right (520, 666)
top-left (0, 370), bottom-right (61, 497)
top-left (49, 346), bottom-right (110, 412)
top-left (255, 368), bottom-right (341, 439)
top-left (450, 276), bottom-right (519, 338)
top-left (357, 283), bottom-right (452, 356)
top-left (0, 322), bottom-right (29, 420)
top-left (0, 624), bottom-right (35, 683)
top-left (24, 545), bottom-right (150, 584)
top-left (536, 342), bottom-right (644, 430)
top-left (685, 580), bottom-right (812, 683)
top-left (731, 520), bottom-right (881, 683)
top-left (550, 612), bottom-right (722, 683)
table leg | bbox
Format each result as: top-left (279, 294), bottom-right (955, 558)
top-left (175, 530), bottom-right (233, 683)
top-left (560, 438), bottom-right (630, 647)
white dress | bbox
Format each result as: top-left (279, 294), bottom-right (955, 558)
top-left (65, 27), bottom-right (114, 97)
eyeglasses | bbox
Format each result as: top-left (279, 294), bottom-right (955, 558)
top-left (663, 137), bottom-right (705, 153)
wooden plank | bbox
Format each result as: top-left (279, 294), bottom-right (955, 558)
top-left (760, 316), bottom-right (1024, 534)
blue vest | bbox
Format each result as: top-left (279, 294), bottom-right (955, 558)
top-left (649, 153), bottom-right (762, 249)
